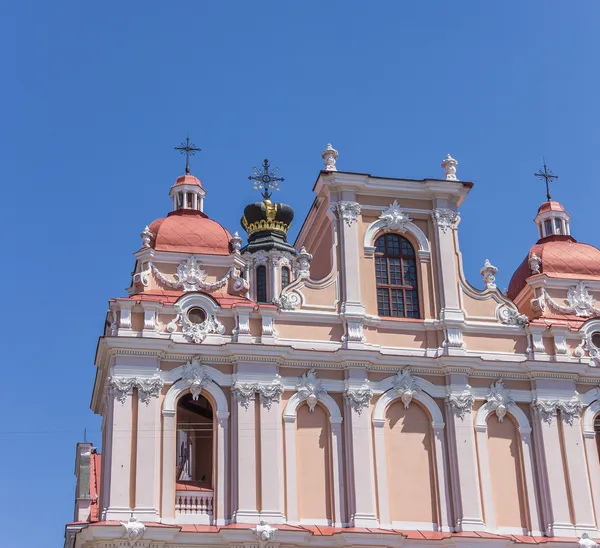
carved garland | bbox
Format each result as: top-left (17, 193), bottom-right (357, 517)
top-left (540, 283), bottom-right (600, 318)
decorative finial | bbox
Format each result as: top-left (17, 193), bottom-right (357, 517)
top-left (230, 231), bottom-right (242, 254)
top-left (534, 160), bottom-right (558, 201)
top-left (529, 252), bottom-right (541, 274)
top-left (441, 154), bottom-right (458, 181)
top-left (322, 143), bottom-right (338, 171)
top-left (140, 226), bottom-right (153, 248)
top-left (248, 159), bottom-right (284, 200)
top-left (481, 259), bottom-right (498, 289)
top-left (174, 136), bottom-right (201, 175)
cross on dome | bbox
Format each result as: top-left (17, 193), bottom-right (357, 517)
top-left (534, 161), bottom-right (559, 201)
top-left (248, 159), bottom-right (284, 200)
top-left (174, 136), bottom-right (201, 175)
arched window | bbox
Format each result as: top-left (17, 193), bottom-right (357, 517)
top-left (256, 265), bottom-right (267, 303)
top-left (375, 233), bottom-right (419, 318)
top-left (281, 267), bottom-right (290, 290)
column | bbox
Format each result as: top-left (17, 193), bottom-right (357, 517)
top-left (233, 391), bottom-right (259, 522)
top-left (269, 254), bottom-right (280, 301)
top-left (583, 427), bottom-right (600, 531)
top-left (258, 391), bottom-right (285, 523)
top-left (533, 408), bottom-right (574, 536)
top-left (561, 412), bottom-right (596, 532)
top-left (283, 416), bottom-right (298, 523)
top-left (161, 408), bottom-right (177, 523)
top-left (104, 388), bottom-right (134, 520)
top-left (215, 412), bottom-right (229, 525)
top-left (330, 418), bottom-right (346, 527)
top-left (133, 391), bottom-right (161, 521)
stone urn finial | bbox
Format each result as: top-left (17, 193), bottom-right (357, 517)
top-left (441, 153), bottom-right (458, 181)
top-left (322, 143), bottom-right (338, 171)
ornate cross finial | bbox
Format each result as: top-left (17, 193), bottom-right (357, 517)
top-left (174, 136), bottom-right (201, 175)
top-left (248, 159), bottom-right (284, 200)
top-left (534, 161), bottom-right (559, 201)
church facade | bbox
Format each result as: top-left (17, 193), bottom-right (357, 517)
top-left (66, 146), bottom-right (600, 548)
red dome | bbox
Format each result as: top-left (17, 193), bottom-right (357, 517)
top-left (148, 209), bottom-right (231, 255)
top-left (537, 200), bottom-right (565, 214)
top-left (507, 235), bottom-right (600, 300)
top-left (172, 174), bottom-right (203, 188)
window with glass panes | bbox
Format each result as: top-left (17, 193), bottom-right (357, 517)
top-left (281, 267), bottom-right (290, 289)
top-left (256, 266), bottom-right (268, 303)
top-left (375, 234), bottom-right (419, 318)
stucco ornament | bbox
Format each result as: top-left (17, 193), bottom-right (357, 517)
top-left (445, 388), bottom-right (475, 420)
top-left (230, 231), bottom-right (242, 254)
top-left (441, 153), bottom-right (458, 181)
top-left (379, 200), bottom-right (412, 231)
top-left (499, 306), bottom-right (529, 326)
top-left (344, 383), bottom-right (373, 415)
top-left (140, 225), bottom-right (153, 248)
top-left (257, 382), bottom-right (284, 410)
top-left (296, 368), bottom-right (327, 412)
top-left (335, 201), bottom-right (361, 227)
top-left (108, 376), bottom-right (136, 404)
top-left (151, 255), bottom-right (229, 292)
top-left (480, 258), bottom-right (498, 289)
top-left (254, 250), bottom-right (268, 266)
top-left (176, 308), bottom-right (226, 344)
top-left (182, 357), bottom-right (212, 400)
top-left (136, 375), bottom-right (164, 405)
top-left (252, 520), bottom-right (278, 543)
top-left (322, 143), bottom-right (338, 171)
top-left (273, 290), bottom-right (301, 310)
top-left (432, 208), bottom-right (460, 234)
top-left (295, 246), bottom-right (313, 278)
top-left (529, 252), bottom-right (541, 274)
top-left (485, 380), bottom-right (514, 422)
top-left (542, 283), bottom-right (600, 318)
top-left (579, 533), bottom-right (598, 548)
top-left (532, 399), bottom-right (560, 424)
top-left (392, 368), bottom-right (421, 409)
top-left (559, 397), bottom-right (584, 426)
top-left (121, 516), bottom-right (145, 547)
top-left (232, 382), bottom-right (258, 409)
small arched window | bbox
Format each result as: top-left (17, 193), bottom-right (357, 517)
top-left (256, 266), bottom-right (267, 303)
top-left (375, 233), bottom-right (419, 318)
top-left (281, 267), bottom-right (290, 290)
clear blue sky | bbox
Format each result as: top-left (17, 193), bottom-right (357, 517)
top-left (1, 2), bottom-right (599, 545)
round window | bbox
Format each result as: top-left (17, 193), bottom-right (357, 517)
top-left (592, 332), bottom-right (600, 349)
top-left (187, 307), bottom-right (207, 325)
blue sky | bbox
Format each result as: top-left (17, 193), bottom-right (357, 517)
top-left (1, 2), bottom-right (599, 545)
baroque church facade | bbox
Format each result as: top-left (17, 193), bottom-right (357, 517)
top-left (66, 146), bottom-right (600, 548)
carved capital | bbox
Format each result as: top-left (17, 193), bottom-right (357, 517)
top-left (344, 384), bottom-right (373, 415)
top-left (334, 201), bottom-right (361, 227)
top-left (136, 375), bottom-right (164, 405)
top-left (232, 382), bottom-right (257, 409)
top-left (446, 388), bottom-right (475, 420)
top-left (257, 382), bottom-right (284, 410)
top-left (432, 208), bottom-right (460, 233)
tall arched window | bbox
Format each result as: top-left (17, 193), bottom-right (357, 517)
top-left (281, 267), bottom-right (290, 290)
top-left (256, 265), bottom-right (267, 303)
top-left (375, 233), bottom-right (419, 318)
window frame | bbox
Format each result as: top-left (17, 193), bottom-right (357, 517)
top-left (256, 265), bottom-right (268, 303)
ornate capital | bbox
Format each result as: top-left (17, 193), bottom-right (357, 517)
top-left (379, 200), bottom-right (412, 231)
top-left (486, 380), bottom-right (514, 422)
top-left (334, 201), bottom-right (361, 227)
top-left (432, 208), bottom-right (460, 234)
top-left (344, 384), bottom-right (373, 415)
top-left (121, 517), bottom-right (145, 547)
top-left (108, 376), bottom-right (136, 404)
top-left (322, 143), bottom-right (338, 172)
top-left (257, 382), bottom-right (284, 410)
top-left (559, 397), bottom-right (583, 426)
top-left (441, 153), bottom-right (458, 181)
top-left (136, 375), bottom-right (164, 405)
top-left (232, 382), bottom-right (257, 409)
top-left (532, 399), bottom-right (560, 424)
top-left (446, 388), bottom-right (475, 420)
top-left (297, 368), bottom-right (327, 412)
top-left (392, 368), bottom-right (420, 409)
top-left (182, 357), bottom-right (212, 400)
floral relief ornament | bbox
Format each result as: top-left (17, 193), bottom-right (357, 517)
top-left (445, 388), bottom-right (475, 420)
top-left (121, 516), bottom-right (145, 547)
top-left (150, 255), bottom-right (230, 293)
top-left (182, 357), bottom-right (212, 400)
top-left (499, 306), bottom-right (529, 326)
top-left (344, 383), bottom-right (373, 415)
top-left (136, 375), bottom-right (164, 405)
top-left (296, 368), bottom-right (327, 412)
top-left (432, 208), bottom-right (460, 234)
top-left (531, 397), bottom-right (583, 425)
top-left (542, 282), bottom-right (600, 318)
top-left (392, 368), bottom-right (421, 409)
top-left (485, 380), bottom-right (514, 422)
top-left (379, 200), bottom-right (412, 231)
top-left (334, 201), bottom-right (361, 227)
top-left (174, 305), bottom-right (226, 343)
top-left (257, 382), bottom-right (284, 410)
top-left (232, 382), bottom-right (258, 409)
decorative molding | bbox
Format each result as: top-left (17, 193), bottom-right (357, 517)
top-left (480, 259), bottom-right (498, 290)
top-left (344, 383), bottom-right (373, 415)
top-left (257, 382), bottom-right (284, 410)
top-left (531, 397), bottom-right (584, 425)
top-left (252, 520), bottom-right (278, 543)
top-left (391, 368), bottom-right (421, 409)
top-left (322, 143), bottom-right (338, 172)
top-left (342, 318), bottom-right (366, 344)
top-left (559, 397), bottom-right (584, 426)
top-left (296, 368), bottom-right (327, 412)
top-left (532, 399), bottom-right (560, 424)
top-left (140, 225), bottom-right (153, 248)
top-left (181, 357), bottom-right (212, 400)
top-left (441, 153), bottom-right (458, 181)
top-left (542, 283), bottom-right (600, 318)
top-left (499, 306), bottom-right (529, 326)
top-left (485, 381), bottom-right (514, 422)
top-left (176, 307), bottom-right (226, 343)
top-left (108, 376), bottom-right (136, 404)
top-left (446, 388), bottom-right (475, 420)
top-left (232, 382), bottom-right (257, 409)
top-left (136, 374), bottom-right (164, 405)
top-left (432, 208), bottom-right (460, 234)
top-left (254, 250), bottom-right (268, 266)
top-left (379, 200), bottom-right (412, 231)
top-left (529, 252), bottom-right (541, 274)
top-left (150, 256), bottom-right (230, 293)
top-left (121, 516), bottom-right (145, 547)
top-left (273, 290), bottom-right (301, 310)
top-left (443, 325), bottom-right (464, 349)
top-left (334, 201), bottom-right (361, 227)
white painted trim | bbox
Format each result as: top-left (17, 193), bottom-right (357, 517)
top-left (363, 218), bottom-right (430, 257)
top-left (283, 391), bottom-right (342, 421)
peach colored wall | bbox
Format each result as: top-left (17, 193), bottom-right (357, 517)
top-left (301, 281), bottom-right (338, 308)
top-left (385, 401), bottom-right (437, 525)
top-left (296, 403), bottom-right (332, 521)
top-left (469, 378), bottom-right (531, 391)
top-left (364, 327), bottom-right (427, 348)
top-left (275, 322), bottom-right (343, 342)
top-left (310, 223), bottom-right (334, 280)
top-left (249, 318), bottom-right (262, 338)
top-left (358, 195), bottom-right (433, 210)
top-left (486, 415), bottom-right (528, 530)
top-left (131, 312), bottom-right (144, 331)
top-left (462, 334), bottom-right (528, 354)
top-left (461, 293), bottom-right (502, 319)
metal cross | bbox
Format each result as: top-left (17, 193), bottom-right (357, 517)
top-left (174, 136), bottom-right (201, 175)
top-left (534, 161), bottom-right (559, 201)
top-left (248, 159), bottom-right (284, 200)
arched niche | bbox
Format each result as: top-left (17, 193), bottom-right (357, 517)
top-left (363, 218), bottom-right (430, 259)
